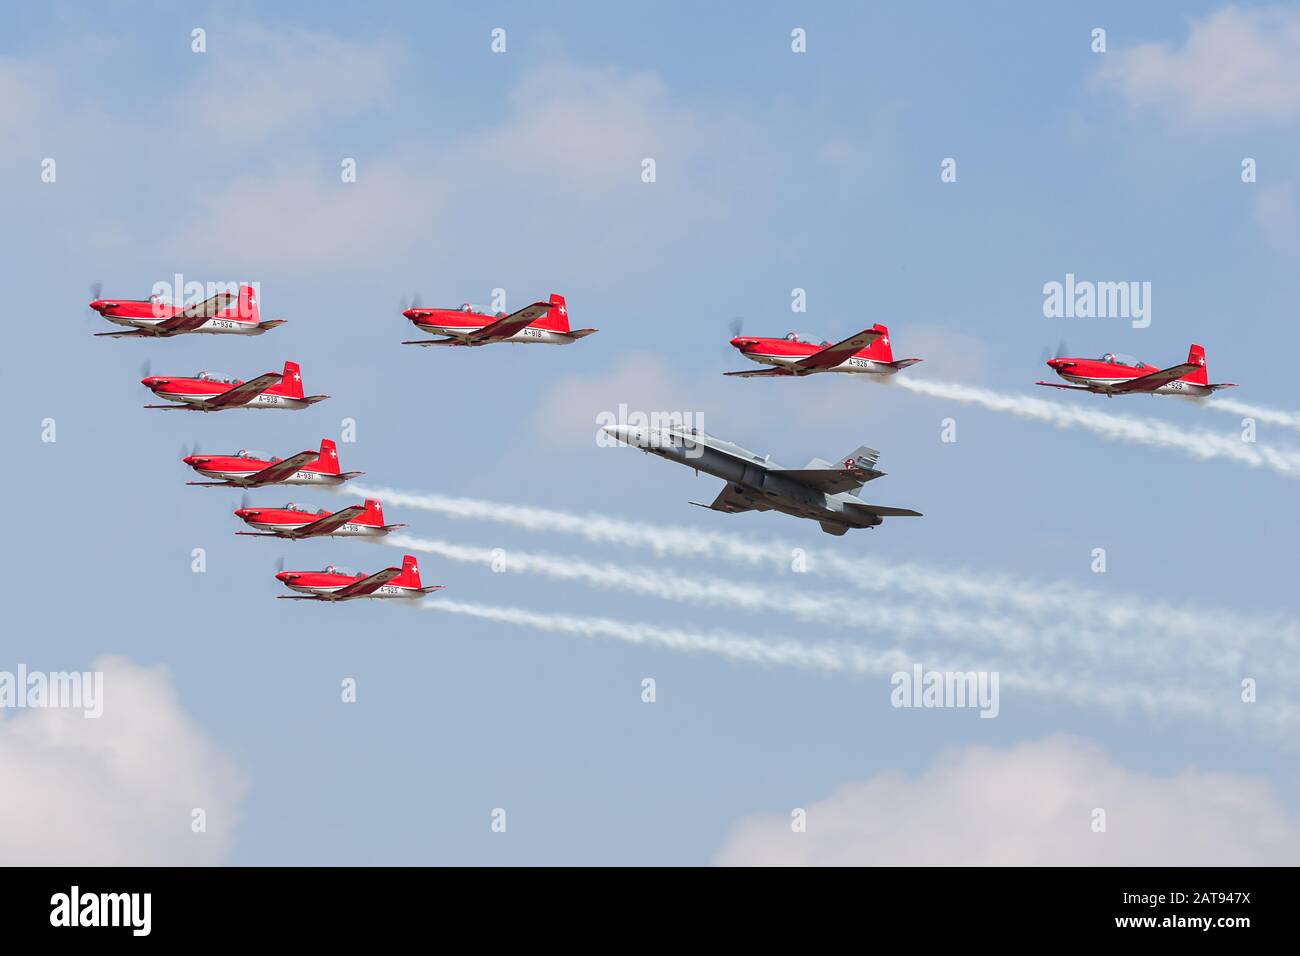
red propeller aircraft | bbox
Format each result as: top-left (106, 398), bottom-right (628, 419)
top-left (184, 438), bottom-right (361, 488)
top-left (236, 498), bottom-right (403, 539)
top-left (142, 360), bottom-right (328, 411)
top-left (724, 323), bottom-right (922, 378)
top-left (401, 293), bottom-right (597, 347)
top-left (276, 554), bottom-right (443, 601)
top-left (90, 283), bottom-right (284, 338)
top-left (1037, 344), bottom-right (1237, 398)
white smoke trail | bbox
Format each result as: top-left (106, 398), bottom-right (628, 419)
top-left (389, 533), bottom-right (1077, 657)
top-left (359, 485), bottom-right (1300, 667)
top-left (894, 377), bottom-right (1300, 478)
top-left (421, 599), bottom-right (1299, 730)
top-left (388, 532), bottom-right (1297, 679)
top-left (1206, 397), bottom-right (1300, 434)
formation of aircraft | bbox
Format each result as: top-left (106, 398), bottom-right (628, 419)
top-left (601, 423), bottom-right (921, 536)
top-left (1037, 343), bottom-right (1236, 398)
top-left (142, 360), bottom-right (328, 411)
top-left (95, 275), bottom-right (1246, 589)
top-left (276, 554), bottom-right (442, 601)
top-left (184, 438), bottom-right (361, 488)
top-left (90, 283), bottom-right (284, 338)
top-left (236, 499), bottom-right (404, 539)
top-left (401, 293), bottom-right (597, 347)
top-left (725, 323), bottom-right (922, 378)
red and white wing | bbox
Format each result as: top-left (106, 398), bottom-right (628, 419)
top-left (153, 291), bottom-right (240, 334)
top-left (332, 567), bottom-right (402, 598)
top-left (242, 450), bottom-right (320, 485)
top-left (465, 301), bottom-right (552, 342)
top-left (204, 372), bottom-right (282, 409)
top-left (793, 328), bottom-right (885, 372)
top-left (288, 505), bottom-right (366, 538)
top-left (1106, 363), bottom-right (1199, 394)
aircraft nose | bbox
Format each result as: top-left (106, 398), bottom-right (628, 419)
top-left (234, 508), bottom-right (256, 519)
top-left (729, 336), bottom-right (754, 349)
top-left (602, 424), bottom-right (651, 447)
top-left (275, 571), bottom-right (294, 582)
top-left (141, 376), bottom-right (160, 387)
top-left (403, 308), bottom-right (422, 320)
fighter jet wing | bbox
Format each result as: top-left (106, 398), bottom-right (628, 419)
top-left (331, 567), bottom-right (402, 598)
top-left (689, 484), bottom-right (771, 514)
top-left (465, 301), bottom-right (553, 343)
top-left (1104, 363), bottom-right (1200, 394)
top-left (793, 327), bottom-right (886, 372)
top-left (284, 505), bottom-right (366, 538)
top-left (766, 466), bottom-right (885, 494)
top-left (242, 451), bottom-right (320, 486)
top-left (203, 372), bottom-right (283, 409)
top-left (845, 501), bottom-right (923, 518)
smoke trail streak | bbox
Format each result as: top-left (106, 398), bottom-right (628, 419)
top-left (358, 485), bottom-right (1300, 666)
top-left (421, 599), bottom-right (1299, 731)
top-left (388, 533), bottom-right (1297, 680)
top-left (1207, 397), bottom-right (1300, 434)
top-left (894, 377), bottom-right (1300, 478)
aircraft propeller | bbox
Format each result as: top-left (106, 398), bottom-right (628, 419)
top-left (139, 359), bottom-right (152, 378)
top-left (1040, 340), bottom-right (1070, 364)
top-left (274, 556), bottom-right (286, 574)
top-left (728, 317), bottom-right (745, 339)
top-left (399, 293), bottom-right (426, 313)
top-left (89, 280), bottom-right (103, 301)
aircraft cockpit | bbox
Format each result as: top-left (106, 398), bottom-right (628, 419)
top-left (785, 331), bottom-right (830, 346)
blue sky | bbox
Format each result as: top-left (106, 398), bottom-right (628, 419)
top-left (2, 2), bottom-right (1298, 864)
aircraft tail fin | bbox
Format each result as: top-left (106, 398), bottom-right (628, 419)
top-left (532, 293), bottom-right (570, 332)
top-left (396, 554), bottom-right (422, 588)
top-left (861, 324), bottom-right (894, 362)
top-left (1185, 344), bottom-right (1209, 385)
top-left (837, 445), bottom-right (881, 471)
top-left (238, 284), bottom-right (260, 324)
top-left (318, 438), bottom-right (340, 474)
top-left (282, 361), bottom-right (305, 398)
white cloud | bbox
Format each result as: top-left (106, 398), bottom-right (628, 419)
top-left (1093, 6), bottom-right (1300, 126)
top-left (0, 656), bottom-right (246, 865)
top-left (714, 736), bottom-right (1300, 865)
top-left (184, 26), bottom-right (397, 145)
top-left (162, 62), bottom-right (756, 275)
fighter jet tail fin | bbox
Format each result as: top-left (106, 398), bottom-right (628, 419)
top-left (838, 445), bottom-right (881, 470)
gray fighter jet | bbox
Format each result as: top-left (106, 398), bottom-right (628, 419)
top-left (601, 424), bottom-right (921, 535)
